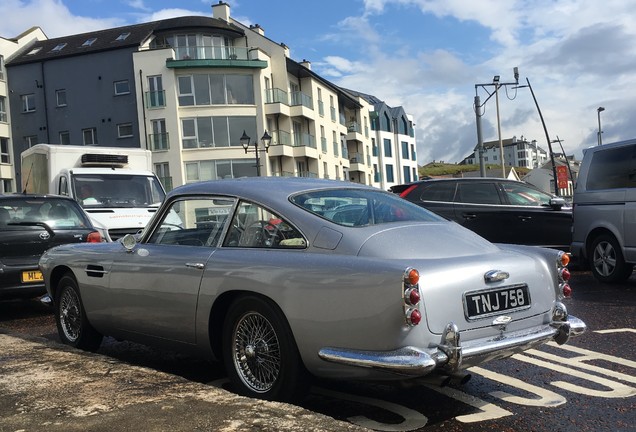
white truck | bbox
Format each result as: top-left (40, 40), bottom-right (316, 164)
top-left (21, 144), bottom-right (167, 241)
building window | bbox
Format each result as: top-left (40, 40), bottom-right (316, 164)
top-left (1, 179), bottom-right (11, 193)
top-left (386, 164), bottom-right (394, 183)
top-left (403, 166), bottom-right (411, 184)
top-left (117, 123), bottom-right (133, 138)
top-left (114, 80), bottom-right (130, 95)
top-left (115, 32), bottom-right (131, 42)
top-left (0, 96), bottom-right (6, 122)
top-left (401, 141), bottom-right (409, 159)
top-left (25, 135), bottom-right (38, 147)
top-left (0, 55), bottom-right (4, 81)
top-left (177, 74), bottom-right (254, 106)
top-left (82, 128), bottom-right (97, 145)
top-left (1, 137), bottom-right (10, 163)
top-left (154, 162), bottom-right (172, 191)
top-left (50, 43), bottom-right (67, 53)
top-left (185, 159), bottom-right (255, 181)
top-left (383, 138), bottom-right (392, 157)
top-left (81, 38), bottom-right (97, 47)
top-left (59, 131), bottom-right (70, 145)
top-left (27, 47), bottom-right (42, 55)
top-left (56, 89), bottom-right (67, 107)
top-left (150, 119), bottom-right (169, 151)
top-left (411, 144), bottom-right (416, 161)
top-left (181, 116), bottom-right (256, 149)
top-left (372, 138), bottom-right (378, 156)
top-left (21, 94), bottom-right (36, 113)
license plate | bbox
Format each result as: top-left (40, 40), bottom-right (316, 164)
top-left (464, 284), bottom-right (531, 319)
top-left (21, 270), bottom-right (44, 283)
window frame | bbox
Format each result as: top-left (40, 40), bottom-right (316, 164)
top-left (113, 80), bottom-right (130, 96)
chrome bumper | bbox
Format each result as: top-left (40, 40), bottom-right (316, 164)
top-left (318, 302), bottom-right (586, 377)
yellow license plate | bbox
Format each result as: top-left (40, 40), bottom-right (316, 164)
top-left (21, 270), bottom-right (44, 283)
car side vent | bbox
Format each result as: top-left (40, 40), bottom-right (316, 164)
top-left (81, 153), bottom-right (128, 168)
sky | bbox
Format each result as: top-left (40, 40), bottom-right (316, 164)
top-left (2, 0), bottom-right (636, 166)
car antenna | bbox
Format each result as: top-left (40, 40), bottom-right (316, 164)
top-left (22, 162), bottom-right (34, 194)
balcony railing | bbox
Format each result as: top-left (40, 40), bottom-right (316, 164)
top-left (0, 112), bottom-right (6, 122)
top-left (341, 146), bottom-right (349, 159)
top-left (265, 88), bottom-right (289, 105)
top-left (294, 133), bottom-right (316, 148)
top-left (174, 45), bottom-right (249, 61)
top-left (290, 91), bottom-right (313, 110)
top-left (272, 130), bottom-right (292, 146)
top-left (272, 171), bottom-right (295, 177)
top-left (318, 100), bottom-right (324, 116)
top-left (350, 152), bottom-right (364, 164)
top-left (298, 171), bottom-right (318, 178)
top-left (148, 133), bottom-right (169, 151)
top-left (330, 106), bottom-right (336, 122)
top-left (347, 122), bottom-right (361, 133)
top-left (332, 141), bottom-right (339, 157)
top-left (145, 90), bottom-right (166, 109)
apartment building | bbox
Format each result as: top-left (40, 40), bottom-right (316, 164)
top-left (3, 2), bottom-right (417, 191)
top-left (462, 136), bottom-right (548, 169)
top-left (0, 27), bottom-right (47, 193)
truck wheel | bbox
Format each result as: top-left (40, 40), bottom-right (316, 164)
top-left (222, 295), bottom-right (308, 402)
top-left (55, 274), bottom-right (103, 351)
top-left (589, 234), bottom-right (633, 283)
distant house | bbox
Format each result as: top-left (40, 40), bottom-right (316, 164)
top-left (455, 166), bottom-right (521, 181)
top-left (522, 158), bottom-right (580, 198)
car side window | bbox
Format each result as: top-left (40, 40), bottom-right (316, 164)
top-left (586, 145), bottom-right (636, 190)
top-left (419, 182), bottom-right (456, 202)
top-left (224, 201), bottom-right (306, 249)
top-left (502, 183), bottom-right (551, 206)
top-left (456, 183), bottom-right (502, 204)
top-left (147, 198), bottom-right (234, 247)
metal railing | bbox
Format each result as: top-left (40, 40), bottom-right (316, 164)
top-left (148, 133), bottom-right (169, 151)
top-left (272, 130), bottom-right (292, 146)
top-left (290, 91), bottom-right (313, 110)
top-left (265, 88), bottom-right (289, 105)
top-left (174, 45), bottom-right (249, 61)
top-left (145, 90), bottom-right (166, 108)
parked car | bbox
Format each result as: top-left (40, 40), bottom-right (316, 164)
top-left (40, 178), bottom-right (585, 402)
top-left (572, 138), bottom-right (636, 282)
top-left (391, 178), bottom-right (571, 250)
top-left (0, 194), bottom-right (101, 300)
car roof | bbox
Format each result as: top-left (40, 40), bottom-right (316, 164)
top-left (167, 177), bottom-right (378, 203)
top-left (0, 193), bottom-right (78, 202)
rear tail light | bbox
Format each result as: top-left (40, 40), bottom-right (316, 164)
top-left (403, 267), bottom-right (422, 326)
top-left (557, 251), bottom-right (572, 300)
top-left (86, 231), bottom-right (102, 243)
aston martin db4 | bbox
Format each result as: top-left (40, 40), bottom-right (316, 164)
top-left (39, 177), bottom-right (586, 402)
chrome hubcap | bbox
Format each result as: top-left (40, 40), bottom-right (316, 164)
top-left (232, 312), bottom-right (280, 393)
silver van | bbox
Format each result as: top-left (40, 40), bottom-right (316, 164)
top-left (572, 138), bottom-right (636, 282)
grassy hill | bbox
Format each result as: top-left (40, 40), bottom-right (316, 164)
top-left (418, 162), bottom-right (531, 178)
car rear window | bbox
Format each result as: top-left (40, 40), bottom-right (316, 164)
top-left (0, 198), bottom-right (90, 229)
top-left (291, 188), bottom-right (444, 227)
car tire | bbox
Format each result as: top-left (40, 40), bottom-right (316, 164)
top-left (55, 274), bottom-right (103, 351)
top-left (222, 295), bottom-right (308, 402)
top-left (589, 234), bottom-right (634, 283)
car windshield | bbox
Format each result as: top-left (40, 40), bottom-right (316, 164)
top-left (291, 188), bottom-right (444, 227)
top-left (0, 197), bottom-right (90, 229)
top-left (73, 174), bottom-right (165, 208)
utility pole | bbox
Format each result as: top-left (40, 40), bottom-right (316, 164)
top-left (474, 67), bottom-right (519, 178)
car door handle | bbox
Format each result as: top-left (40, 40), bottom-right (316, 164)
top-left (518, 216), bottom-right (532, 222)
top-left (462, 213), bottom-right (477, 220)
top-left (185, 262), bottom-right (205, 270)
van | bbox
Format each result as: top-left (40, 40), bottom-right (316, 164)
top-left (571, 138), bottom-right (636, 282)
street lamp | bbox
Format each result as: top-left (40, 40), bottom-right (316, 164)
top-left (241, 130), bottom-right (271, 176)
top-left (597, 107), bottom-right (605, 146)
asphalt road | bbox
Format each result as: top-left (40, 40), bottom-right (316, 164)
top-left (1, 270), bottom-right (634, 432)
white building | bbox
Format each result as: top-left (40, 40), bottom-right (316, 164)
top-left (462, 136), bottom-right (548, 169)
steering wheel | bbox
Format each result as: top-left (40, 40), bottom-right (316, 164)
top-left (238, 221), bottom-right (281, 247)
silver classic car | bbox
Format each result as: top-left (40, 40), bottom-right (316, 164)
top-left (40, 177), bottom-right (585, 402)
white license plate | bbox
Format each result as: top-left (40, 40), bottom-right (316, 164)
top-left (464, 284), bottom-right (531, 319)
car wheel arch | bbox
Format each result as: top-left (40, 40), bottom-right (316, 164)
top-left (48, 265), bottom-right (74, 302)
top-left (585, 227), bottom-right (622, 260)
top-left (209, 291), bottom-right (299, 363)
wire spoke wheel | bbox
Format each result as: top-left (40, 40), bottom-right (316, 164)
top-left (232, 311), bottom-right (281, 393)
top-left (59, 286), bottom-right (82, 342)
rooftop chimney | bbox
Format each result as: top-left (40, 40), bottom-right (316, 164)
top-left (212, 1), bottom-right (230, 21)
top-left (300, 59), bottom-right (311, 70)
top-left (249, 24), bottom-right (265, 36)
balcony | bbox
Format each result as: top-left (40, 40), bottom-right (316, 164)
top-left (268, 131), bottom-right (317, 159)
top-left (145, 91), bottom-right (166, 109)
top-left (271, 130), bottom-right (291, 146)
top-left (349, 152), bottom-right (366, 172)
top-left (290, 91), bottom-right (313, 118)
top-left (332, 141), bottom-right (339, 157)
top-left (346, 122), bottom-right (365, 142)
top-left (264, 88), bottom-right (290, 116)
top-left (166, 46), bottom-right (267, 69)
top-left (148, 133), bottom-right (169, 151)
top-left (298, 171), bottom-right (318, 178)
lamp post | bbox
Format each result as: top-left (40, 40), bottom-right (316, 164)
top-left (597, 107), bottom-right (605, 146)
top-left (240, 130), bottom-right (272, 176)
